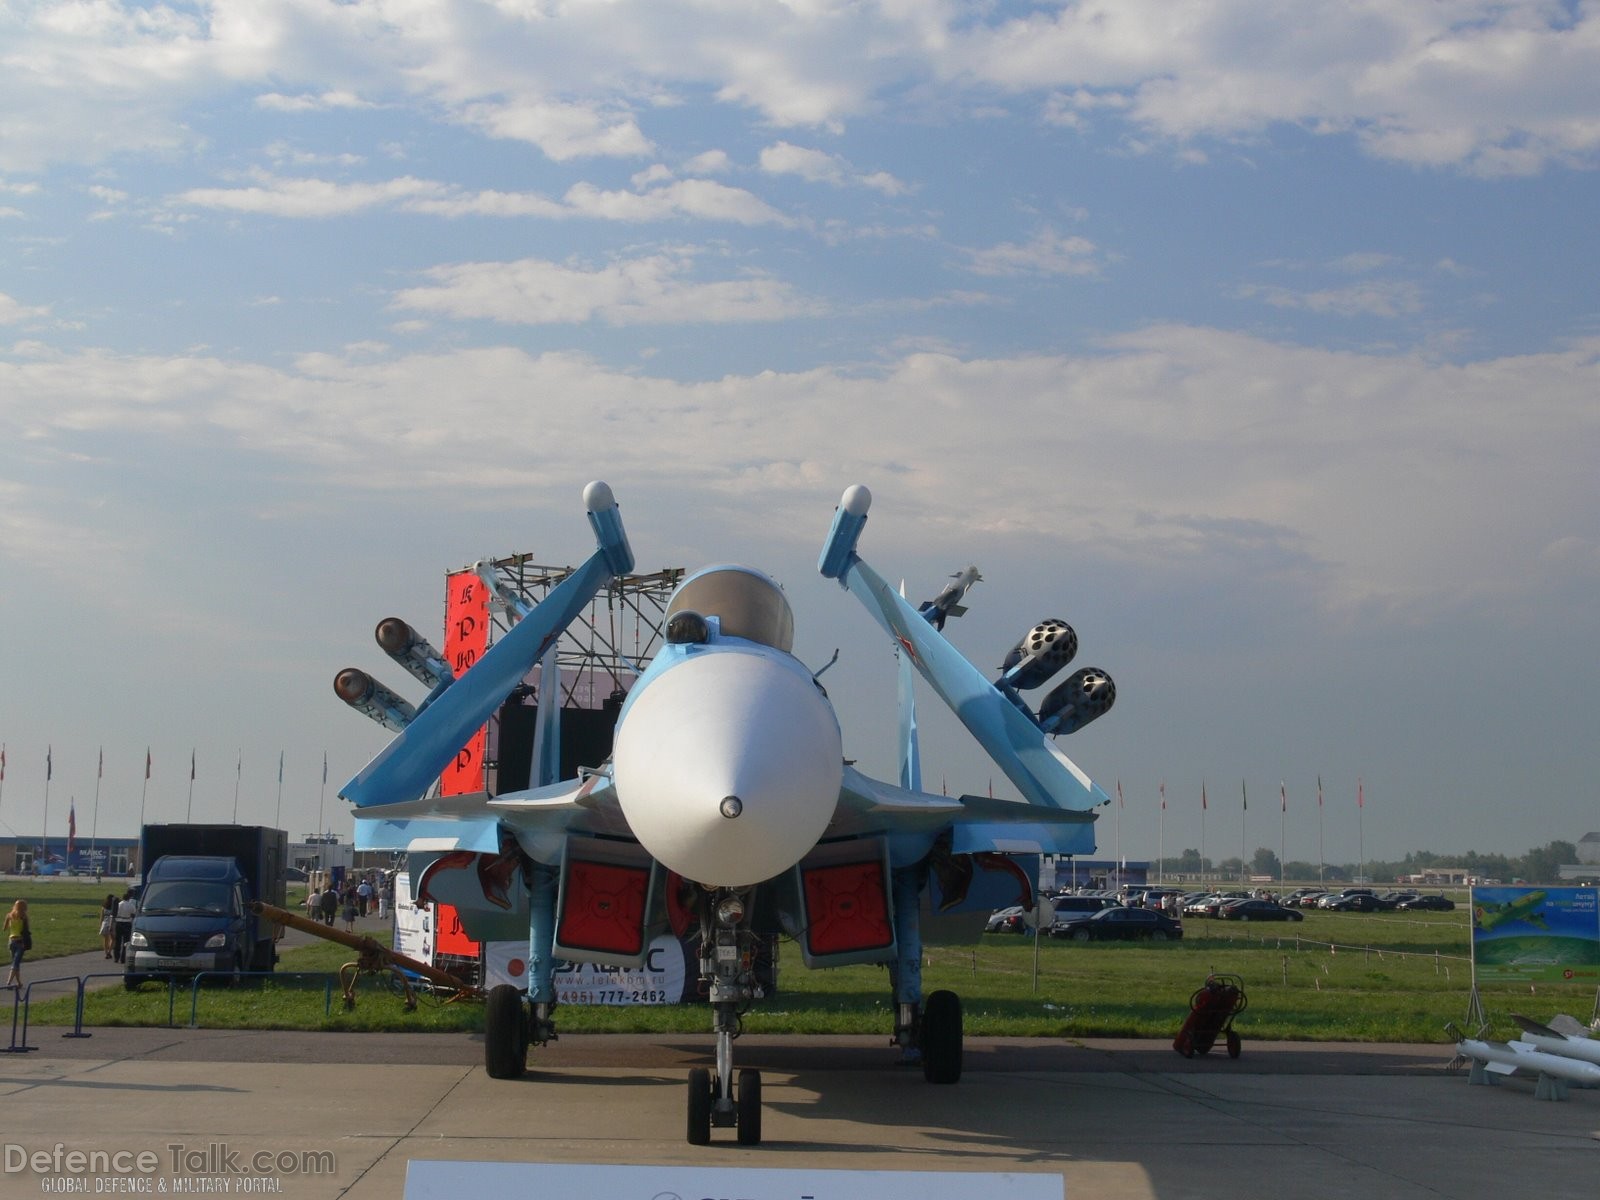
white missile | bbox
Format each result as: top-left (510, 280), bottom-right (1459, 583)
top-left (1457, 1038), bottom-right (1600, 1087)
top-left (1516, 1032), bottom-right (1600, 1068)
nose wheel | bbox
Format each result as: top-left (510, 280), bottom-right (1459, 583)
top-left (686, 1036), bottom-right (763, 1145)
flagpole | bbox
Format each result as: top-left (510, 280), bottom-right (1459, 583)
top-left (1280, 781), bottom-right (1287, 886)
top-left (186, 749), bottom-right (195, 822)
top-left (42, 746), bottom-right (52, 873)
top-left (1358, 777), bottom-right (1365, 885)
top-left (232, 749), bottom-right (242, 823)
top-left (1114, 780), bottom-right (1122, 891)
top-left (1240, 779), bottom-right (1247, 888)
top-left (275, 751), bottom-right (284, 829)
top-left (92, 747), bottom-right (103, 868)
top-left (139, 749), bottom-right (150, 832)
top-left (1158, 783), bottom-right (1166, 884)
top-left (318, 752), bottom-right (328, 841)
top-left (1200, 781), bottom-right (1207, 886)
top-left (1317, 774), bottom-right (1325, 887)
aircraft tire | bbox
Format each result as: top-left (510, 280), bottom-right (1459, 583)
top-left (921, 989), bottom-right (963, 1084)
top-left (484, 984), bottom-right (527, 1079)
top-left (687, 1067), bottom-right (713, 1146)
top-left (1226, 1031), bottom-right (1242, 1059)
top-left (736, 1068), bottom-right (762, 1145)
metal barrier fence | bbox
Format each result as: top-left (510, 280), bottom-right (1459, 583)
top-left (4, 971), bottom-right (342, 1052)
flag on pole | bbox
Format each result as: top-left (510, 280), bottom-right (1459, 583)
top-left (145, 748), bottom-right (152, 779)
top-left (1358, 778), bottom-right (1365, 808)
top-left (236, 751), bottom-right (242, 778)
top-left (1317, 775), bottom-right (1323, 807)
top-left (1116, 779), bottom-right (1123, 808)
top-left (1201, 782), bottom-right (1207, 810)
top-left (46, 745), bottom-right (52, 781)
top-left (1159, 782), bottom-right (1166, 810)
top-left (278, 751), bottom-right (284, 784)
top-left (1280, 781), bottom-right (1287, 812)
top-left (68, 800), bottom-right (76, 856)
top-left (1242, 780), bottom-right (1248, 810)
top-left (190, 750), bottom-right (196, 781)
top-left (1, 744), bottom-right (6, 781)
top-left (322, 752), bottom-right (328, 784)
top-left (98, 747), bottom-right (104, 779)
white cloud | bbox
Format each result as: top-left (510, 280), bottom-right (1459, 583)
top-left (169, 172), bottom-right (790, 226)
top-left (2, 2), bottom-right (1595, 175)
top-left (759, 141), bottom-right (909, 194)
top-left (255, 91), bottom-right (375, 113)
top-left (684, 150), bottom-right (732, 175)
top-left (1235, 280), bottom-right (1425, 319)
top-left (390, 251), bottom-right (822, 326)
top-left (3, 326), bottom-right (1593, 627)
top-left (0, 293), bottom-right (50, 324)
top-left (173, 174), bottom-right (447, 218)
top-left (961, 228), bottom-right (1102, 278)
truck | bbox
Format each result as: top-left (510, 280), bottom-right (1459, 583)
top-left (125, 824), bottom-right (289, 989)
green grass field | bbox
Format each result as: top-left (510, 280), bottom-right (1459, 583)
top-left (18, 883), bottom-right (1579, 1045)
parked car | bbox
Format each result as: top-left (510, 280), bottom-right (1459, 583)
top-left (1185, 891), bottom-right (1249, 918)
top-left (1316, 888), bottom-right (1375, 909)
top-left (985, 906), bottom-right (1027, 933)
top-left (1050, 906), bottom-right (1184, 942)
top-left (1217, 899), bottom-right (1304, 922)
top-left (1396, 894), bottom-right (1456, 911)
top-left (1323, 892), bottom-right (1390, 912)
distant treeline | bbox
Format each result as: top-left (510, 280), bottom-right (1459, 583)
top-left (1156, 841), bottom-right (1580, 885)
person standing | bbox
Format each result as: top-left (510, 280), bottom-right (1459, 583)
top-left (114, 890), bottom-right (138, 964)
top-left (5, 899), bottom-right (31, 990)
top-left (356, 878), bottom-right (372, 917)
top-left (99, 893), bottom-right (118, 959)
top-left (319, 885), bottom-right (337, 926)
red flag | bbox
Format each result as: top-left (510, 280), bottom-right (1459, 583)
top-left (68, 801), bottom-right (77, 856)
top-left (1358, 778), bottom-right (1364, 808)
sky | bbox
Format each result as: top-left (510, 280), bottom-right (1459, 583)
top-left (1, 1), bottom-right (1596, 870)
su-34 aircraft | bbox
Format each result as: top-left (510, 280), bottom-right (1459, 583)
top-left (336, 482), bottom-right (1116, 1145)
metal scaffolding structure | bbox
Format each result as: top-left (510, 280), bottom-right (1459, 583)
top-left (473, 556), bottom-right (685, 710)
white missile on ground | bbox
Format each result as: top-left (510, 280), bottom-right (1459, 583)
top-left (1510, 1012), bottom-right (1600, 1067)
top-left (1457, 1037), bottom-right (1600, 1099)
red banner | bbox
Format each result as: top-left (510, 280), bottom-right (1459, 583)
top-left (441, 570), bottom-right (489, 796)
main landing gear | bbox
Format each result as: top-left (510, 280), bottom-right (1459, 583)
top-left (483, 984), bottom-right (556, 1080)
top-left (893, 989), bottom-right (964, 1084)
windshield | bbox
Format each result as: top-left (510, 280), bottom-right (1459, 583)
top-left (667, 567), bottom-right (794, 651)
top-left (140, 880), bottom-right (238, 916)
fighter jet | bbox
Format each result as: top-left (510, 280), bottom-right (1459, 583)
top-left (336, 482), bottom-right (1115, 1145)
top-left (1474, 891), bottom-right (1550, 932)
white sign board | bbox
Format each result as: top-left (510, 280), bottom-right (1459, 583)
top-left (391, 871), bottom-right (432, 966)
top-left (406, 1161), bottom-right (1062, 1199)
top-left (549, 933), bottom-right (689, 1004)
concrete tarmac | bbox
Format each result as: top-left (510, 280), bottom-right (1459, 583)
top-left (3, 1020), bottom-right (1596, 1200)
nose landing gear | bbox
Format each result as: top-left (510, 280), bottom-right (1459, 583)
top-left (685, 887), bottom-right (765, 1145)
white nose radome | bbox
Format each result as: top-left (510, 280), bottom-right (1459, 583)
top-left (611, 651), bottom-right (843, 887)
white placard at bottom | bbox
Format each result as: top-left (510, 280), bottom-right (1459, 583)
top-left (404, 1160), bottom-right (1063, 1200)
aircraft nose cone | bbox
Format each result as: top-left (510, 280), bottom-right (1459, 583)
top-left (612, 650), bottom-right (843, 886)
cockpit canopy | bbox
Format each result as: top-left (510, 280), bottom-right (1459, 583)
top-left (666, 566), bottom-right (795, 652)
